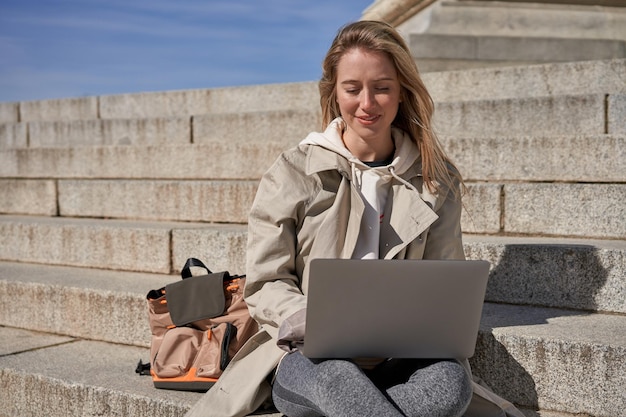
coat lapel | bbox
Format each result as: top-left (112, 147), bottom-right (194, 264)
top-left (305, 146), bottom-right (364, 261)
top-left (380, 182), bottom-right (439, 259)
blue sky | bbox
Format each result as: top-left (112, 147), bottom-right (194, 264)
top-left (0, 0), bottom-right (373, 103)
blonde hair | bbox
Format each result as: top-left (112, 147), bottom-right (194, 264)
top-left (319, 20), bottom-right (464, 198)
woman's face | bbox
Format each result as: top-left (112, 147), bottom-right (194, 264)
top-left (335, 47), bottom-right (401, 160)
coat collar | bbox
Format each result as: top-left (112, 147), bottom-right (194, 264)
top-left (304, 145), bottom-right (351, 178)
top-left (304, 144), bottom-right (424, 183)
top-left (303, 144), bottom-right (438, 259)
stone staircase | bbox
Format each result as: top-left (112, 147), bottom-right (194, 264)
top-left (1, 58), bottom-right (625, 417)
top-left (395, 0), bottom-right (626, 72)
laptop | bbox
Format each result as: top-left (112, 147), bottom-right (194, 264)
top-left (302, 258), bottom-right (490, 359)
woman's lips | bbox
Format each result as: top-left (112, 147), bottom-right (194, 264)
top-left (357, 115), bottom-right (380, 125)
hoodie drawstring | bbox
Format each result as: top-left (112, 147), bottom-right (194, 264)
top-left (388, 165), bottom-right (420, 194)
top-left (389, 165), bottom-right (439, 210)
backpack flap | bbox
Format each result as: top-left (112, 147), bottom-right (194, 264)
top-left (165, 272), bottom-right (228, 327)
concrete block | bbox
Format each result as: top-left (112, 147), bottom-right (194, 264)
top-left (0, 262), bottom-right (174, 346)
top-left (410, 33), bottom-right (626, 71)
top-left (411, 34), bottom-right (626, 67)
top-left (0, 142), bottom-right (287, 180)
top-left (519, 410), bottom-right (590, 417)
top-left (0, 331), bottom-right (283, 417)
top-left (421, 59), bottom-right (626, 102)
top-left (464, 235), bottom-right (626, 314)
top-left (478, 36), bottom-right (626, 62)
top-left (19, 96), bottom-right (98, 122)
top-left (608, 94), bottom-right (626, 133)
top-left (28, 117), bottom-right (190, 148)
top-left (1, 301), bottom-right (622, 417)
top-left (172, 224), bottom-right (248, 273)
top-left (472, 303), bottom-right (626, 417)
top-left (0, 327), bottom-right (74, 356)
top-left (408, 0), bottom-right (626, 40)
top-left (58, 179), bottom-right (257, 223)
top-left (100, 89), bottom-right (212, 119)
top-left (411, 34), bottom-right (478, 60)
top-left (434, 94), bottom-right (606, 137)
top-left (0, 102), bottom-right (18, 123)
top-left (0, 216), bottom-right (174, 273)
top-left (0, 180), bottom-right (57, 216)
top-left (461, 183), bottom-right (502, 234)
top-left (99, 82), bottom-right (319, 119)
top-left (443, 134), bottom-right (626, 182)
top-left (207, 81), bottom-right (319, 114)
top-left (193, 109), bottom-right (320, 145)
top-left (0, 339), bottom-right (196, 417)
top-left (503, 183), bottom-right (626, 238)
top-left (0, 122), bottom-right (27, 149)
top-left (1, 279), bottom-right (150, 347)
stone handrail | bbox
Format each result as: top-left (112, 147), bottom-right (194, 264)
top-left (362, 0), bottom-right (626, 26)
top-left (361, 0), bottom-right (438, 26)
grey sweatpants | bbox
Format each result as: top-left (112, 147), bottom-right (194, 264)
top-left (272, 352), bottom-right (472, 417)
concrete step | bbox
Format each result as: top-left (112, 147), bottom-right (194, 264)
top-left (2, 60), bottom-right (624, 127)
top-left (0, 215), bottom-right (247, 274)
top-left (27, 116), bottom-right (192, 148)
top-left (434, 93), bottom-right (626, 137)
top-left (443, 134), bottom-right (626, 183)
top-left (2, 177), bottom-right (624, 237)
top-left (2, 134), bottom-right (623, 183)
top-left (193, 108), bottom-right (319, 145)
top-left (0, 233), bottom-right (623, 342)
top-left (3, 93), bottom-right (624, 149)
top-left (472, 303), bottom-right (626, 416)
top-left (0, 121), bottom-right (26, 148)
top-left (0, 141), bottom-right (288, 180)
top-left (0, 327), bottom-right (204, 417)
top-left (499, 182), bottom-right (625, 238)
top-left (0, 102), bottom-right (18, 123)
top-left (0, 263), bottom-right (171, 347)
top-left (410, 34), bottom-right (626, 71)
top-left (398, 0), bottom-right (626, 72)
top-left (0, 82), bottom-right (319, 124)
top-left (403, 0), bottom-right (626, 40)
top-left (0, 180), bottom-right (259, 223)
top-left (55, 179), bottom-right (258, 224)
top-left (0, 326), bottom-right (579, 417)
top-left (421, 58), bottom-right (626, 102)
top-left (0, 109), bottom-right (316, 150)
top-left (462, 235), bottom-right (626, 314)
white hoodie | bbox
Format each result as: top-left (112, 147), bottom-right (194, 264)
top-left (300, 117), bottom-right (423, 260)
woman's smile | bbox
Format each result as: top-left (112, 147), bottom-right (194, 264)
top-left (335, 47), bottom-right (401, 161)
top-left (357, 114), bottom-right (381, 124)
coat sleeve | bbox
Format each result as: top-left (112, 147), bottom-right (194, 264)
top-left (244, 149), bottom-right (314, 332)
top-left (422, 180), bottom-right (465, 261)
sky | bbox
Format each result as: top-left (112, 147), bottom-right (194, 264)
top-left (0, 0), bottom-right (373, 103)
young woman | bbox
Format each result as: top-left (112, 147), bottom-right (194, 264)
top-left (185, 20), bottom-right (523, 417)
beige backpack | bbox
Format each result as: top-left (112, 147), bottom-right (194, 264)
top-left (142, 258), bottom-right (258, 391)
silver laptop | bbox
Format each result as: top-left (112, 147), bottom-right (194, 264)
top-left (302, 259), bottom-right (490, 359)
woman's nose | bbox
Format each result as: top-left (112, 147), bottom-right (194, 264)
top-left (360, 90), bottom-right (376, 111)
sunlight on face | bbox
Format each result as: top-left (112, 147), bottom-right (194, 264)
top-left (335, 48), bottom-right (401, 161)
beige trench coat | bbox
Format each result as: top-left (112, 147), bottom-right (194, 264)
top-left (185, 144), bottom-right (524, 417)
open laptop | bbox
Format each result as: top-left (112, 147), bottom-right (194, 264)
top-left (302, 259), bottom-right (490, 359)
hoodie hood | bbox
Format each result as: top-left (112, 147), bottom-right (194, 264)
top-left (299, 117), bottom-right (420, 177)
